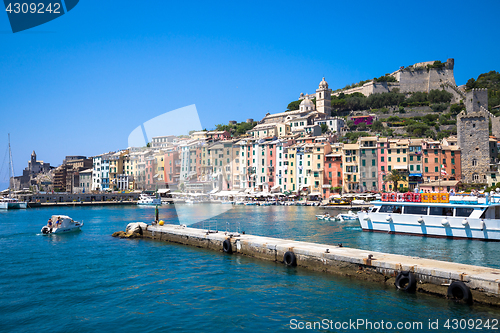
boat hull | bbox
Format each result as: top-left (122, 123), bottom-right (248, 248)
top-left (358, 211), bottom-right (500, 241)
top-left (8, 202), bottom-right (27, 209)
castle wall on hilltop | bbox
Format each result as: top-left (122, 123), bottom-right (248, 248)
top-left (333, 58), bottom-right (458, 98)
top-left (396, 66), bottom-right (455, 94)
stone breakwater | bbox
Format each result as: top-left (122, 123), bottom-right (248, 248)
top-left (114, 223), bottom-right (500, 307)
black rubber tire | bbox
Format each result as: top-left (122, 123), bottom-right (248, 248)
top-left (223, 239), bottom-right (232, 254)
top-left (447, 281), bottom-right (473, 305)
top-left (283, 251), bottom-right (297, 266)
top-left (394, 271), bottom-right (417, 293)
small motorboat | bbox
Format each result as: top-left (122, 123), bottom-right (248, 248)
top-left (41, 215), bottom-right (83, 235)
top-left (336, 210), bottom-right (358, 222)
top-left (316, 213), bottom-right (333, 221)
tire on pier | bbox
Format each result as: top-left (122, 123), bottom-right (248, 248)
top-left (447, 281), bottom-right (473, 305)
top-left (283, 251), bottom-right (297, 267)
top-left (223, 239), bottom-right (232, 254)
top-left (394, 271), bottom-right (417, 293)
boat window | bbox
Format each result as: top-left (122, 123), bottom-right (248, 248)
top-left (371, 207), bottom-right (378, 213)
top-left (404, 206), bottom-right (428, 215)
top-left (429, 207), bottom-right (453, 216)
top-left (379, 205), bottom-right (402, 214)
top-left (455, 207), bottom-right (474, 217)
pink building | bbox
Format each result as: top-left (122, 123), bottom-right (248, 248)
top-left (267, 141), bottom-right (277, 189)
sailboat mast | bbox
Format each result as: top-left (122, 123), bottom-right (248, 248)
top-left (8, 134), bottom-right (14, 189)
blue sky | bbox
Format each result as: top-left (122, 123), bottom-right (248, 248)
top-left (0, 0), bottom-right (499, 188)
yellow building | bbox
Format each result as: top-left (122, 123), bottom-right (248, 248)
top-left (342, 143), bottom-right (360, 193)
top-left (386, 139), bottom-right (409, 191)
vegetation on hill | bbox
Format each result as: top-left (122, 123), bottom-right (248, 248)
top-left (465, 70), bottom-right (500, 111)
top-left (215, 121), bottom-right (258, 136)
top-left (373, 75), bottom-right (397, 83)
top-left (330, 89), bottom-right (452, 112)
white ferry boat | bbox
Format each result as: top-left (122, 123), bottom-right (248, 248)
top-left (357, 192), bottom-right (500, 241)
top-left (137, 193), bottom-right (162, 206)
top-left (0, 197), bottom-right (27, 209)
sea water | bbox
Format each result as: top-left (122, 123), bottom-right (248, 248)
top-left (1, 205), bottom-right (499, 332)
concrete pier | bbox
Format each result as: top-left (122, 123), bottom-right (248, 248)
top-left (126, 224), bottom-right (500, 306)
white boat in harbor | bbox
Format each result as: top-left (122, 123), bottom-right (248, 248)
top-left (41, 215), bottom-right (83, 234)
top-left (0, 197), bottom-right (27, 209)
top-left (357, 192), bottom-right (500, 241)
top-left (137, 193), bottom-right (162, 205)
top-left (316, 213), bottom-right (333, 221)
top-left (336, 210), bottom-right (358, 222)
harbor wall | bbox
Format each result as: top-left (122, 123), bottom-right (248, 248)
top-left (132, 224), bottom-right (500, 307)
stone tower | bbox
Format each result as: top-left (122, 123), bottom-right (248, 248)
top-left (457, 89), bottom-right (490, 184)
top-left (316, 77), bottom-right (331, 114)
top-left (30, 150), bottom-right (36, 171)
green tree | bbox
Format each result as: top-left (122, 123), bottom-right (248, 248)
top-left (287, 100), bottom-right (301, 111)
top-left (320, 123), bottom-right (329, 134)
top-left (386, 170), bottom-right (402, 192)
top-left (370, 120), bottom-right (384, 132)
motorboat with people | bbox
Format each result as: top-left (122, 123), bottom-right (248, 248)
top-left (336, 210), bottom-right (358, 222)
top-left (0, 197), bottom-right (27, 209)
top-left (137, 193), bottom-right (162, 205)
top-left (41, 215), bottom-right (83, 235)
top-left (357, 191), bottom-right (500, 240)
top-left (316, 213), bottom-right (333, 221)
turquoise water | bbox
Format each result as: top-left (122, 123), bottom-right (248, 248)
top-left (1, 205), bottom-right (500, 332)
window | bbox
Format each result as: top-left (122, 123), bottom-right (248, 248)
top-left (362, 160), bottom-right (366, 167)
top-left (451, 169), bottom-right (455, 174)
top-left (417, 156), bottom-right (421, 161)
top-left (410, 165), bottom-right (414, 171)
top-left (472, 159), bottom-right (477, 167)
top-left (417, 165), bottom-right (421, 171)
top-left (425, 158), bottom-right (428, 163)
top-left (435, 158), bottom-right (438, 163)
top-left (372, 159), bottom-right (375, 166)
top-left (381, 166), bottom-right (385, 171)
top-left (381, 149), bottom-right (384, 154)
top-left (361, 149), bottom-right (365, 154)
top-left (404, 206), bottom-right (428, 215)
top-left (410, 155), bottom-right (413, 161)
top-left (397, 157), bottom-right (400, 162)
top-left (451, 158), bottom-right (455, 165)
top-left (379, 205), bottom-right (402, 213)
top-left (388, 166), bottom-right (391, 171)
top-left (381, 156), bottom-right (385, 162)
top-left (397, 149), bottom-right (400, 154)
top-left (430, 207), bottom-right (453, 216)
top-left (388, 149), bottom-right (391, 154)
top-left (456, 208), bottom-right (474, 217)
top-left (388, 157), bottom-right (391, 162)
top-left (435, 166), bottom-right (438, 172)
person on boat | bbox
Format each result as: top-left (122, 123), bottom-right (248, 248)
top-left (47, 219), bottom-right (52, 227)
top-left (56, 216), bottom-right (61, 227)
top-left (449, 189), bottom-right (455, 196)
